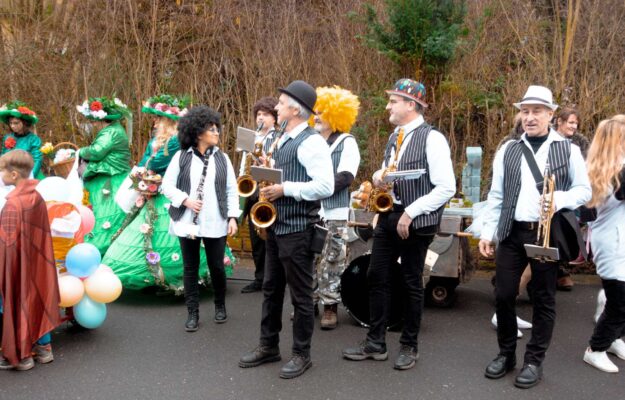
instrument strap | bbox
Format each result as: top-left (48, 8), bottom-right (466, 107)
top-left (519, 142), bottom-right (544, 192)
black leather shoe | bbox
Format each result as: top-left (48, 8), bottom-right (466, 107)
top-left (279, 354), bottom-right (312, 379)
top-left (342, 340), bottom-right (388, 361)
top-left (214, 304), bottom-right (227, 324)
top-left (185, 310), bottom-right (199, 332)
top-left (514, 364), bottom-right (542, 389)
top-left (394, 345), bottom-right (419, 370)
top-left (485, 354), bottom-right (516, 379)
top-left (239, 345), bottom-right (281, 368)
top-left (241, 282), bottom-right (262, 293)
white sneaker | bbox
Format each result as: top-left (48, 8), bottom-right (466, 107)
top-left (594, 289), bottom-right (606, 323)
top-left (490, 313), bottom-right (523, 338)
top-left (584, 347), bottom-right (619, 373)
top-left (608, 339), bottom-right (625, 360)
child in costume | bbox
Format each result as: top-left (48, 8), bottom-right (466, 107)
top-left (76, 97), bottom-right (131, 256)
top-left (102, 95), bottom-right (235, 293)
top-left (0, 150), bottom-right (62, 371)
top-left (0, 101), bottom-right (45, 179)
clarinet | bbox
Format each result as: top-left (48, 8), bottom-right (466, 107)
top-left (190, 148), bottom-right (212, 236)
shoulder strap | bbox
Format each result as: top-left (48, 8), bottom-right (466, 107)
top-left (519, 143), bottom-right (544, 191)
top-left (329, 133), bottom-right (353, 152)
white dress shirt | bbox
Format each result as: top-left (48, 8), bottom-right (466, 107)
top-left (162, 147), bottom-right (241, 238)
top-left (480, 129), bottom-right (591, 242)
top-left (374, 115), bottom-right (456, 220)
top-left (278, 121), bottom-right (334, 202)
top-left (321, 134), bottom-right (360, 221)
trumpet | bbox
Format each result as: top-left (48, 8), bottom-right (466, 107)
top-left (237, 123), bottom-right (264, 197)
top-left (249, 120), bottom-right (287, 230)
top-left (524, 163), bottom-right (559, 262)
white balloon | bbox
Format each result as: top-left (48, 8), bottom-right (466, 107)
top-left (36, 177), bottom-right (71, 202)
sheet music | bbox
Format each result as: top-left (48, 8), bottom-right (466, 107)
top-left (250, 166), bottom-right (283, 184)
top-left (236, 126), bottom-right (257, 153)
top-left (382, 169), bottom-right (426, 183)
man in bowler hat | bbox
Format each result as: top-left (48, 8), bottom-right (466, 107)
top-left (239, 80), bottom-right (334, 379)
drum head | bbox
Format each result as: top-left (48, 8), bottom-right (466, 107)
top-left (340, 253), bottom-right (403, 330)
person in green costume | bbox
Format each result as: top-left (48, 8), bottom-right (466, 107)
top-left (0, 101), bottom-right (45, 179)
top-left (102, 94), bottom-right (236, 294)
top-left (75, 97), bottom-right (131, 256)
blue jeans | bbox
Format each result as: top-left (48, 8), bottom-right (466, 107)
top-left (0, 297), bottom-right (51, 346)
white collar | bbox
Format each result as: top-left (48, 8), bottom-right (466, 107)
top-left (285, 121), bottom-right (309, 139)
top-left (396, 115), bottom-right (425, 135)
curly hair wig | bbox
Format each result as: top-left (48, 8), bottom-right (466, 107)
top-left (177, 105), bottom-right (221, 150)
top-left (313, 86), bottom-right (360, 133)
top-left (252, 97), bottom-right (278, 122)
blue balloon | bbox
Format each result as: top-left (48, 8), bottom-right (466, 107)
top-left (65, 243), bottom-right (101, 278)
top-left (74, 295), bottom-right (107, 329)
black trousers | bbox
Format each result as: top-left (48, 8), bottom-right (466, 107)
top-left (495, 223), bottom-right (558, 366)
top-left (244, 195), bottom-right (266, 285)
top-left (590, 279), bottom-right (625, 351)
top-left (248, 215), bottom-right (266, 285)
top-left (179, 236), bottom-right (227, 312)
top-left (366, 211), bottom-right (435, 349)
top-left (259, 227), bottom-right (315, 356)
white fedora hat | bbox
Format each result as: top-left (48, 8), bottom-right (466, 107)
top-left (513, 85), bottom-right (558, 110)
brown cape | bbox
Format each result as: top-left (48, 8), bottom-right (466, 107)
top-left (0, 179), bottom-right (61, 366)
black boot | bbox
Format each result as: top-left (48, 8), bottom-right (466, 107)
top-left (185, 309), bottom-right (199, 332)
top-left (214, 304), bottom-right (228, 324)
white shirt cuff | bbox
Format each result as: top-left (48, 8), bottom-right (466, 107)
top-left (283, 181), bottom-right (301, 201)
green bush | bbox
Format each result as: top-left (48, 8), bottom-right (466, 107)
top-left (351, 0), bottom-right (467, 73)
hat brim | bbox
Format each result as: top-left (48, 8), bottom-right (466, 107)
top-left (513, 100), bottom-right (558, 111)
top-left (0, 110), bottom-right (39, 125)
top-left (142, 106), bottom-right (181, 121)
top-left (385, 90), bottom-right (428, 108)
top-left (278, 88), bottom-right (317, 115)
top-left (84, 113), bottom-right (124, 121)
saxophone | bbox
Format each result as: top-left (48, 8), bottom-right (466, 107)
top-left (237, 123), bottom-right (264, 197)
top-left (367, 128), bottom-right (404, 213)
top-left (249, 120), bottom-right (287, 229)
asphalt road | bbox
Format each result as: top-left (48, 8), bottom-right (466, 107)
top-left (1, 261), bottom-right (623, 400)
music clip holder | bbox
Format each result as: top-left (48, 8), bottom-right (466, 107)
top-left (236, 126), bottom-right (257, 153)
top-left (251, 166), bottom-right (283, 184)
top-left (524, 244), bottom-right (560, 263)
top-left (383, 169), bottom-right (426, 183)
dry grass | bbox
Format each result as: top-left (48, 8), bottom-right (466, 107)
top-left (1, 0), bottom-right (624, 187)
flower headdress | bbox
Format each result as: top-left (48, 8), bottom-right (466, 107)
top-left (141, 94), bottom-right (191, 121)
top-left (76, 96), bottom-right (131, 121)
top-left (311, 86), bottom-right (360, 133)
top-left (0, 100), bottom-right (39, 124)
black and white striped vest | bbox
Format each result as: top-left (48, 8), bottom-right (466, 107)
top-left (321, 134), bottom-right (354, 211)
top-left (263, 129), bottom-right (277, 154)
top-left (168, 148), bottom-right (229, 221)
top-left (383, 123), bottom-right (444, 229)
top-left (272, 127), bottom-right (321, 235)
top-left (495, 138), bottom-right (571, 241)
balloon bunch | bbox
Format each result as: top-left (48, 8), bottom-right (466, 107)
top-left (58, 243), bottom-right (122, 329)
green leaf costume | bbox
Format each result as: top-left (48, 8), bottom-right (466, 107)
top-left (80, 121), bottom-right (131, 256)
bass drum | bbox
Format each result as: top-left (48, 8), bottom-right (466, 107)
top-left (340, 253), bottom-right (403, 330)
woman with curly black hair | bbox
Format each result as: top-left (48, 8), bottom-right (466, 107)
top-left (162, 105), bottom-right (240, 331)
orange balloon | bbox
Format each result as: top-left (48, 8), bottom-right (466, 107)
top-left (84, 270), bottom-right (122, 303)
top-left (58, 274), bottom-right (85, 307)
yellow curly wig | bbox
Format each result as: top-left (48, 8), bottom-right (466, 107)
top-left (311, 86), bottom-right (360, 133)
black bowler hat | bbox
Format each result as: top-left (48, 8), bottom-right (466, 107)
top-left (278, 80), bottom-right (317, 114)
